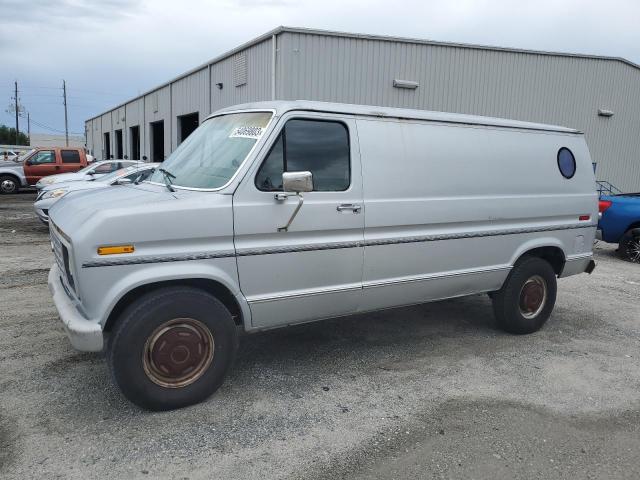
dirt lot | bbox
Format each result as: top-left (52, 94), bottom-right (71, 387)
top-left (1, 192), bottom-right (639, 479)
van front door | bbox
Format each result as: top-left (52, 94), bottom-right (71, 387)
top-left (234, 114), bottom-right (364, 329)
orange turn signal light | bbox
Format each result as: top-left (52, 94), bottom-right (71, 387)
top-left (97, 245), bottom-right (135, 255)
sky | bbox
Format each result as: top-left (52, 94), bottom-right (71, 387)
top-left (1, 0), bottom-right (639, 137)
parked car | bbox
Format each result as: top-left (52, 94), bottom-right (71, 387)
top-left (0, 147), bottom-right (94, 194)
top-left (0, 158), bottom-right (28, 194)
top-left (1, 149), bottom-right (20, 161)
top-left (23, 147), bottom-right (94, 186)
top-left (35, 160), bottom-right (140, 190)
top-left (598, 193), bottom-right (640, 262)
top-left (47, 101), bottom-right (597, 410)
top-left (34, 163), bottom-right (159, 224)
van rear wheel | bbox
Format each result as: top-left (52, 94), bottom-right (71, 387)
top-left (491, 257), bottom-right (557, 334)
top-left (107, 287), bottom-right (238, 410)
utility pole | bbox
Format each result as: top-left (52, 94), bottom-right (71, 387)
top-left (62, 80), bottom-right (69, 146)
top-left (14, 81), bottom-right (19, 144)
top-left (27, 112), bottom-right (31, 145)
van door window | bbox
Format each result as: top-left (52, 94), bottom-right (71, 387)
top-left (256, 119), bottom-right (350, 192)
top-left (29, 150), bottom-right (56, 165)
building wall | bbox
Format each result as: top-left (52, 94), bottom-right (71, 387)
top-left (209, 37), bottom-right (274, 111)
top-left (171, 67), bottom-right (210, 150)
top-left (124, 97), bottom-right (145, 159)
top-left (277, 31), bottom-right (640, 192)
top-left (144, 84), bottom-right (171, 160)
top-left (86, 28), bottom-right (640, 191)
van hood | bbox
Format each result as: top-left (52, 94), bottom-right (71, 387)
top-left (48, 183), bottom-right (177, 233)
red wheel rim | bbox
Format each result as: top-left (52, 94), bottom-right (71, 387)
top-left (143, 318), bottom-right (214, 388)
top-left (518, 275), bottom-right (547, 319)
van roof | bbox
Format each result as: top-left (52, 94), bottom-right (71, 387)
top-left (213, 100), bottom-right (581, 134)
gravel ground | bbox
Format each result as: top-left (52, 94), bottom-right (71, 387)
top-left (1, 192), bottom-right (639, 479)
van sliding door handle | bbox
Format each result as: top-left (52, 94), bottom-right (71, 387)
top-left (337, 203), bottom-right (361, 213)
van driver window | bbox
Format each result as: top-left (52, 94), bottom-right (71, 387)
top-left (256, 119), bottom-right (350, 192)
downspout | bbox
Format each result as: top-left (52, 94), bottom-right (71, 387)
top-left (208, 63), bottom-right (212, 115)
top-left (271, 33), bottom-right (277, 100)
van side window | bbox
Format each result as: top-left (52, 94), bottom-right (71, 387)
top-left (61, 150), bottom-right (81, 164)
top-left (256, 119), bottom-right (350, 191)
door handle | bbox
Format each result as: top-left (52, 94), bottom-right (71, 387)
top-left (337, 203), bottom-right (361, 213)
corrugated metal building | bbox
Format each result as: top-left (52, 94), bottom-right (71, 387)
top-left (85, 26), bottom-right (640, 192)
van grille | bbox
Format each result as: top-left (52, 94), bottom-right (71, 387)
top-left (50, 222), bottom-right (75, 293)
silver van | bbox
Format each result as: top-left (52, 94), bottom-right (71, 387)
top-left (47, 101), bottom-right (597, 410)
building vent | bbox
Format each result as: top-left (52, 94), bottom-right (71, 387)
top-left (234, 53), bottom-right (247, 87)
top-left (393, 79), bottom-right (419, 89)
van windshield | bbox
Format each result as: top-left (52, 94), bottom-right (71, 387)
top-left (147, 111), bottom-right (272, 189)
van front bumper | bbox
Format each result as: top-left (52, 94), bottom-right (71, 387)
top-left (48, 264), bottom-right (104, 352)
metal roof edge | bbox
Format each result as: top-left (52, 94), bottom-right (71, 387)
top-left (278, 26), bottom-right (640, 70)
top-left (86, 25), bottom-right (639, 124)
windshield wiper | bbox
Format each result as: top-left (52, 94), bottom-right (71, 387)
top-left (158, 167), bottom-right (176, 192)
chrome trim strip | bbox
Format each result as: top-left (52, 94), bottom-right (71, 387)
top-left (248, 284), bottom-right (362, 304)
top-left (362, 265), bottom-right (511, 289)
top-left (82, 250), bottom-right (237, 268)
top-left (82, 222), bottom-right (596, 268)
top-left (249, 265), bottom-right (511, 304)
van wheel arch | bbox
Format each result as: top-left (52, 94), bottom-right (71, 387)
top-left (513, 246), bottom-right (566, 276)
top-left (104, 279), bottom-right (244, 333)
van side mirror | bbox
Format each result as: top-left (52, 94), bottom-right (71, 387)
top-left (282, 171), bottom-right (313, 193)
top-left (276, 171), bottom-right (313, 232)
top-left (25, 159), bottom-right (32, 166)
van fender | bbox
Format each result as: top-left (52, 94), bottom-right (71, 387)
top-left (95, 261), bottom-right (251, 329)
top-left (507, 236), bottom-right (567, 269)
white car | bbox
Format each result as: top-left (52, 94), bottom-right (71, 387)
top-left (1, 149), bottom-right (20, 161)
top-left (34, 163), bottom-right (158, 224)
top-left (35, 160), bottom-right (139, 190)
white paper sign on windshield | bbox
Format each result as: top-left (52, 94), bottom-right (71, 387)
top-left (229, 126), bottom-right (264, 139)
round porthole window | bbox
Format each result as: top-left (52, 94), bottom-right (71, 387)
top-left (557, 147), bottom-right (576, 179)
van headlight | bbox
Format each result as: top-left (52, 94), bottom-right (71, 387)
top-left (43, 188), bottom-right (68, 199)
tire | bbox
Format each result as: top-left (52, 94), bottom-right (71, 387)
top-left (107, 287), bottom-right (238, 411)
top-left (0, 175), bottom-right (19, 194)
top-left (618, 230), bottom-right (640, 263)
top-left (491, 256), bottom-right (557, 334)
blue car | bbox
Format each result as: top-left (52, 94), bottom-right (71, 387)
top-left (598, 193), bottom-right (640, 262)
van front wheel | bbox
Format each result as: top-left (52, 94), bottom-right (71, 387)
top-left (491, 257), bottom-right (557, 334)
top-left (107, 287), bottom-right (238, 410)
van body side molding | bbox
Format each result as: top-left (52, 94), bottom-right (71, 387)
top-left (81, 222), bottom-right (595, 268)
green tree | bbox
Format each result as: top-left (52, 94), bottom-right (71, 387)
top-left (0, 125), bottom-right (29, 145)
